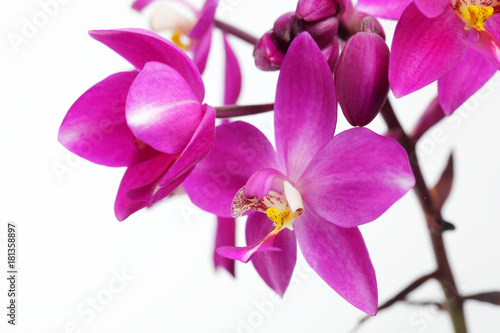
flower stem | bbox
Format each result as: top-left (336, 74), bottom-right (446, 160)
top-left (380, 100), bottom-right (467, 333)
top-left (215, 103), bottom-right (274, 118)
top-left (214, 19), bottom-right (259, 45)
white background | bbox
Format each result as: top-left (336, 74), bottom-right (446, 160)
top-left (1, 0), bottom-right (500, 332)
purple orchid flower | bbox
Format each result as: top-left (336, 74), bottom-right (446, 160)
top-left (182, 32), bottom-right (415, 314)
top-left (58, 28), bottom-right (215, 221)
top-left (358, 0), bottom-right (500, 115)
top-left (132, 0), bottom-right (241, 100)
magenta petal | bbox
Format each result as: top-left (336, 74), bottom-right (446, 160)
top-left (243, 168), bottom-right (290, 200)
top-left (183, 121), bottom-right (280, 217)
top-left (132, 0), bottom-right (155, 11)
top-left (58, 71), bottom-right (158, 167)
top-left (114, 153), bottom-right (177, 221)
top-left (189, 0), bottom-right (218, 39)
top-left (414, 0), bottom-right (449, 18)
top-left (298, 127), bottom-right (415, 228)
top-left (438, 47), bottom-right (496, 115)
top-left (216, 231), bottom-right (281, 263)
top-left (223, 34), bottom-right (242, 105)
top-left (295, 207), bottom-right (378, 315)
top-left (355, 0), bottom-right (412, 20)
top-left (246, 213), bottom-right (297, 297)
top-left (126, 61), bottom-right (204, 154)
top-left (214, 216), bottom-right (236, 276)
top-left (127, 104), bottom-right (216, 202)
top-left (412, 97), bottom-right (445, 140)
top-left (191, 25), bottom-right (213, 74)
top-left (275, 32), bottom-right (337, 182)
top-left (390, 4), bottom-right (468, 97)
top-left (89, 28), bottom-right (204, 101)
top-left (465, 29), bottom-right (500, 71)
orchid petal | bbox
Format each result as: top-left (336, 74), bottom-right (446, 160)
top-left (58, 71), bottom-right (159, 167)
top-left (295, 206), bottom-right (378, 315)
top-left (355, 0), bottom-right (412, 20)
top-left (438, 46), bottom-right (496, 115)
top-left (465, 29), bottom-right (500, 70)
top-left (275, 32), bottom-right (337, 182)
top-left (390, 4), bottom-right (468, 97)
top-left (246, 213), bottom-right (297, 297)
top-left (132, 0), bottom-right (155, 11)
top-left (414, 0), bottom-right (449, 18)
top-left (189, 0), bottom-right (218, 39)
top-left (183, 121), bottom-right (279, 217)
top-left (243, 168), bottom-right (290, 200)
top-left (412, 97), bottom-right (445, 140)
top-left (114, 153), bottom-right (178, 221)
top-left (298, 127), bottom-right (415, 228)
top-left (126, 61), bottom-right (204, 155)
top-left (214, 216), bottom-right (236, 276)
top-left (223, 34), bottom-right (242, 105)
top-left (126, 104), bottom-right (216, 202)
top-left (216, 230), bottom-right (281, 263)
top-left (191, 25), bottom-right (213, 74)
top-left (89, 28), bottom-right (204, 101)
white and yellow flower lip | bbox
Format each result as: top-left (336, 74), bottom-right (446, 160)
top-left (451, 0), bottom-right (500, 30)
top-left (231, 180), bottom-right (304, 233)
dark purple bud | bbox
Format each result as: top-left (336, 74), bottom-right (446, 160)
top-left (296, 0), bottom-right (337, 22)
top-left (293, 16), bottom-right (339, 49)
top-left (343, 12), bottom-right (385, 40)
top-left (321, 41), bottom-right (339, 72)
top-left (335, 19), bottom-right (390, 126)
top-left (253, 31), bottom-right (285, 71)
top-left (272, 12), bottom-right (296, 49)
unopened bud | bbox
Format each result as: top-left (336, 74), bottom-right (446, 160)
top-left (293, 16), bottom-right (339, 49)
top-left (335, 25), bottom-right (390, 126)
top-left (272, 12), bottom-right (296, 48)
top-left (253, 31), bottom-right (285, 71)
top-left (296, 0), bottom-right (337, 22)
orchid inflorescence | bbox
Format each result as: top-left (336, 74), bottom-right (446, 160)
top-left (58, 0), bottom-right (500, 330)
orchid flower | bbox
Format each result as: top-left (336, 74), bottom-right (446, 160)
top-left (133, 0), bottom-right (241, 105)
top-left (358, 0), bottom-right (500, 115)
top-left (182, 32), bottom-right (415, 314)
top-left (58, 28), bottom-right (215, 221)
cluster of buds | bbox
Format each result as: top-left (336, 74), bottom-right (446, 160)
top-left (254, 0), bottom-right (340, 71)
top-left (255, 0), bottom-right (390, 127)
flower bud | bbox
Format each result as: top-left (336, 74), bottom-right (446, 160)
top-left (272, 12), bottom-right (296, 48)
top-left (253, 31), bottom-right (286, 71)
top-left (293, 16), bottom-right (339, 49)
top-left (296, 0), bottom-right (337, 22)
top-left (334, 17), bottom-right (389, 126)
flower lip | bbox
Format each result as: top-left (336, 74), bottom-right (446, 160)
top-left (452, 0), bottom-right (497, 30)
top-left (231, 181), bottom-right (304, 231)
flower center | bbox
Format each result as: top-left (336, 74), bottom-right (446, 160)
top-left (231, 181), bottom-right (305, 232)
top-left (453, 2), bottom-right (495, 30)
top-left (171, 30), bottom-right (192, 51)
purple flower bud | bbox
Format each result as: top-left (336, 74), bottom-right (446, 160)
top-left (321, 41), bottom-right (339, 72)
top-left (342, 9), bottom-right (385, 40)
top-left (272, 12), bottom-right (296, 49)
top-left (296, 0), bottom-right (337, 22)
top-left (335, 18), bottom-right (390, 126)
top-left (293, 16), bottom-right (339, 49)
top-left (253, 31), bottom-right (286, 71)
